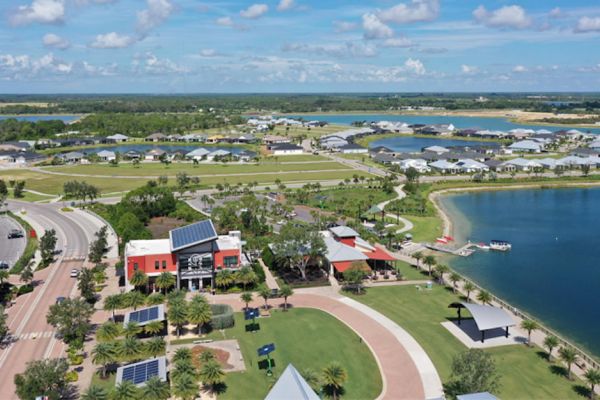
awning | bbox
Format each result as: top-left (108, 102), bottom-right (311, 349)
top-left (366, 246), bottom-right (396, 261)
top-left (332, 261), bottom-right (371, 273)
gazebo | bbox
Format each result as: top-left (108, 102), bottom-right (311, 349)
top-left (449, 302), bottom-right (515, 343)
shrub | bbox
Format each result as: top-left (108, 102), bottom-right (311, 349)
top-left (65, 371), bottom-right (78, 382)
top-left (17, 284), bottom-right (34, 296)
top-left (210, 304), bottom-right (234, 330)
top-left (261, 246), bottom-right (274, 268)
top-left (252, 261), bottom-right (266, 284)
top-left (68, 355), bottom-right (84, 366)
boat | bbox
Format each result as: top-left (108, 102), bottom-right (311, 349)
top-left (476, 242), bottom-right (490, 250)
top-left (489, 240), bottom-right (512, 251)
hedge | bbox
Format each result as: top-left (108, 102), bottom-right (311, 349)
top-left (210, 304), bottom-right (234, 330)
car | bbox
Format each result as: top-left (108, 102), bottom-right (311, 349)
top-left (7, 229), bottom-right (24, 239)
top-left (70, 269), bottom-right (80, 278)
top-left (0, 261), bottom-right (9, 270)
top-left (56, 296), bottom-right (66, 304)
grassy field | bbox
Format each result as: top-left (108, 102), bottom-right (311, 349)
top-left (347, 285), bottom-right (586, 399)
top-left (301, 186), bottom-right (395, 212)
top-left (261, 154), bottom-right (326, 162)
top-left (404, 215), bottom-right (444, 243)
top-left (395, 260), bottom-right (429, 281)
top-left (7, 188), bottom-right (56, 202)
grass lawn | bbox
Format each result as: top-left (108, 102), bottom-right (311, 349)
top-left (395, 260), bottom-right (428, 281)
top-left (261, 154), bottom-right (327, 162)
top-left (183, 308), bottom-right (382, 400)
top-left (90, 372), bottom-right (115, 394)
top-left (347, 285), bottom-right (586, 399)
top-left (7, 188), bottom-right (56, 202)
top-left (300, 186), bottom-right (395, 213)
top-left (404, 215), bottom-right (443, 243)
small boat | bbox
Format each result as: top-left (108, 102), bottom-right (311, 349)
top-left (490, 240), bottom-right (512, 251)
top-left (444, 235), bottom-right (454, 242)
top-left (436, 237), bottom-right (449, 244)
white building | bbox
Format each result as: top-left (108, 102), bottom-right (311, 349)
top-left (97, 150), bottom-right (116, 162)
top-left (271, 143), bottom-right (304, 155)
top-left (106, 134), bottom-right (129, 143)
top-left (508, 140), bottom-right (543, 153)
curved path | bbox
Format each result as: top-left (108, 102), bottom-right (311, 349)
top-left (216, 290), bottom-right (443, 399)
top-left (376, 185), bottom-right (415, 234)
top-left (0, 215), bottom-right (26, 268)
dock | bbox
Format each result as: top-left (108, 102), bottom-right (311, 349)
top-left (425, 242), bottom-right (477, 257)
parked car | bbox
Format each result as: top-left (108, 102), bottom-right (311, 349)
top-left (7, 229), bottom-right (24, 239)
top-left (55, 296), bottom-right (66, 304)
top-left (0, 261), bottom-right (9, 270)
top-left (70, 269), bottom-right (79, 278)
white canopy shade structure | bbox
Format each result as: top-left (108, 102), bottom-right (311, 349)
top-left (449, 302), bottom-right (515, 342)
top-left (264, 364), bottom-right (319, 400)
top-left (457, 392), bottom-right (499, 400)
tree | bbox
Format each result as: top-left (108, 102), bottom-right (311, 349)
top-left (446, 349), bottom-right (499, 397)
top-left (123, 321), bottom-right (143, 338)
top-left (88, 227), bottom-right (108, 263)
top-left (476, 290), bottom-right (492, 305)
top-left (413, 251), bottom-right (423, 267)
top-left (14, 358), bottom-right (71, 400)
top-left (235, 266), bottom-right (257, 290)
top-left (199, 360), bottom-right (225, 392)
top-left (449, 272), bottom-right (461, 293)
top-left (169, 299), bottom-right (188, 338)
top-left (559, 347), bottom-right (578, 380)
top-left (145, 320), bottom-right (164, 336)
top-left (13, 180), bottom-right (25, 198)
top-left (176, 172), bottom-right (191, 192)
top-left (187, 295), bottom-right (212, 335)
top-left (46, 297), bottom-right (94, 344)
top-left (199, 350), bottom-right (216, 363)
top-left (240, 292), bottom-right (253, 310)
top-left (145, 337), bottom-right (166, 358)
top-left (39, 229), bottom-right (58, 266)
top-left (124, 290), bottom-right (146, 311)
top-left (343, 264), bottom-right (365, 294)
top-left (272, 224), bottom-right (326, 280)
top-left (155, 272), bottom-right (176, 294)
top-left (0, 306), bottom-right (8, 344)
top-left (321, 362), bottom-right (348, 400)
top-left (172, 372), bottom-right (198, 400)
top-left (19, 265), bottom-right (33, 286)
top-left (215, 269), bottom-right (235, 289)
top-left (584, 368), bottom-right (600, 400)
top-left (103, 294), bottom-right (123, 321)
top-left (92, 342), bottom-right (116, 378)
top-left (81, 385), bottom-right (108, 400)
top-left (141, 376), bottom-right (170, 400)
top-left (543, 335), bottom-right (559, 362)
top-left (434, 264), bottom-right (449, 284)
top-left (96, 321), bottom-right (122, 342)
top-left (258, 284), bottom-right (271, 309)
top-left (301, 368), bottom-right (321, 392)
top-left (78, 267), bottom-right (96, 303)
top-left (113, 380), bottom-right (139, 400)
top-left (119, 337), bottom-right (144, 363)
top-left (520, 319), bottom-right (539, 347)
top-left (279, 284), bottom-right (294, 311)
top-left (463, 281), bottom-right (476, 302)
top-left (423, 255), bottom-right (436, 277)
top-left (172, 348), bottom-right (193, 364)
top-left (130, 270), bottom-right (149, 291)
top-left (146, 293), bottom-right (166, 306)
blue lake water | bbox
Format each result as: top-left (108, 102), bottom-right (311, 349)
top-left (0, 115), bottom-right (80, 123)
top-left (440, 188), bottom-right (600, 358)
top-left (369, 136), bottom-right (487, 153)
top-left (83, 144), bottom-right (245, 154)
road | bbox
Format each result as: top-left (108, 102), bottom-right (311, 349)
top-left (0, 216), bottom-right (26, 269)
top-left (0, 201), bottom-right (97, 399)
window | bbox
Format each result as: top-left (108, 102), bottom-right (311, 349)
top-left (133, 262), bottom-right (139, 271)
top-left (223, 256), bottom-right (238, 268)
top-left (155, 261), bottom-right (160, 270)
top-left (162, 260), bottom-right (167, 269)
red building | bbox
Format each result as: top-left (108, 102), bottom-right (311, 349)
top-left (124, 220), bottom-right (246, 291)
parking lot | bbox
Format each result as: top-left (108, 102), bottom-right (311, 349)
top-left (0, 215), bottom-right (27, 269)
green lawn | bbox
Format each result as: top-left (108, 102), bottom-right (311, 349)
top-left (261, 154), bottom-right (327, 162)
top-left (404, 215), bottom-right (443, 243)
top-left (347, 285), bottom-right (586, 399)
top-left (300, 186), bottom-right (395, 213)
top-left (8, 188), bottom-right (57, 202)
top-left (395, 260), bottom-right (428, 281)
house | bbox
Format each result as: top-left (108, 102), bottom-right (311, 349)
top-left (59, 151), bottom-right (85, 164)
top-left (484, 159), bottom-right (514, 172)
top-left (180, 134), bottom-right (206, 143)
top-left (145, 149), bottom-right (166, 161)
top-left (238, 150), bottom-right (258, 162)
top-left (338, 143), bottom-right (368, 154)
top-left (124, 150), bottom-right (142, 160)
top-left (185, 148), bottom-right (210, 161)
top-left (124, 220), bottom-right (246, 291)
top-left (206, 135), bottom-right (226, 144)
top-left (207, 149), bottom-right (232, 161)
top-left (503, 158), bottom-right (542, 171)
top-left (589, 140), bottom-right (600, 150)
top-left (96, 150), bottom-right (116, 162)
top-left (372, 153), bottom-right (401, 165)
top-left (0, 142), bottom-right (30, 152)
top-left (423, 145), bottom-right (450, 154)
top-left (168, 134), bottom-right (182, 142)
top-left (145, 133), bottom-right (167, 142)
top-left (270, 143), bottom-right (304, 155)
top-left (508, 140), bottom-right (543, 153)
top-left (417, 124), bottom-right (455, 136)
top-left (369, 146), bottom-right (394, 154)
top-left (0, 151), bottom-right (46, 165)
top-left (398, 158), bottom-right (430, 173)
top-left (455, 159), bottom-right (489, 173)
top-left (320, 137), bottom-right (348, 150)
top-left (262, 135), bottom-right (291, 145)
top-left (106, 134), bottom-right (129, 143)
top-left (429, 160), bottom-right (459, 174)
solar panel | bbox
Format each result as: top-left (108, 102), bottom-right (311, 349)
top-left (122, 366), bottom-right (135, 382)
top-left (121, 359), bottom-right (160, 385)
top-left (170, 220), bottom-right (217, 251)
top-left (129, 311), bottom-right (140, 323)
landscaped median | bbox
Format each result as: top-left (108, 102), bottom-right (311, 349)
top-left (7, 211), bottom-right (38, 274)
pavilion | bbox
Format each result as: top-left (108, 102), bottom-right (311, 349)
top-left (449, 302), bottom-right (515, 343)
top-left (264, 364), bottom-right (319, 400)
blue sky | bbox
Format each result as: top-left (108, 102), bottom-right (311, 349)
top-left (1, 0), bottom-right (600, 93)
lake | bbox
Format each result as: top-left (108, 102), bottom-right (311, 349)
top-left (0, 115), bottom-right (80, 123)
top-left (440, 188), bottom-right (600, 358)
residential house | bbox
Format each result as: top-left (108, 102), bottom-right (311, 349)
top-left (207, 149), bottom-right (232, 161)
top-left (429, 160), bottom-right (459, 174)
top-left (338, 143), bottom-right (368, 154)
top-left (145, 149), bottom-right (166, 161)
top-left (106, 134), bottom-right (129, 143)
top-left (270, 143), bottom-right (304, 155)
top-left (262, 135), bottom-right (291, 145)
top-left (59, 151), bottom-right (85, 164)
top-left (455, 159), bottom-right (489, 173)
top-left (503, 158), bottom-right (542, 171)
top-left (97, 150), bottom-right (116, 162)
top-left (423, 145), bottom-right (450, 154)
top-left (185, 148), bottom-right (210, 161)
top-left (508, 140), bottom-right (543, 153)
top-left (398, 158), bottom-right (430, 173)
top-left (145, 133), bottom-right (167, 142)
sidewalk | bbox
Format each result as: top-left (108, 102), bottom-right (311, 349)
top-left (258, 258), bottom-right (279, 291)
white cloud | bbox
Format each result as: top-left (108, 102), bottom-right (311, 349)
top-left (574, 16), bottom-right (600, 33)
top-left (82, 61), bottom-right (118, 76)
top-left (473, 5), bottom-right (532, 29)
top-left (277, 0), bottom-right (294, 12)
top-left (461, 64), bottom-right (478, 74)
top-left (404, 58), bottom-right (425, 75)
top-left (378, 0), bottom-right (439, 24)
top-left (90, 32), bottom-right (135, 49)
top-left (10, 0), bottom-right (65, 25)
top-left (198, 49), bottom-right (222, 58)
top-left (240, 4), bottom-right (268, 19)
top-left (333, 21), bottom-right (357, 33)
top-left (136, 0), bottom-right (174, 34)
top-left (548, 7), bottom-right (563, 19)
top-left (362, 13), bottom-right (394, 40)
top-left (513, 65), bottom-right (528, 73)
top-left (133, 52), bottom-right (189, 75)
top-left (0, 52), bottom-right (72, 79)
top-left (382, 37), bottom-right (413, 48)
top-left (43, 33), bottom-right (70, 50)
top-left (216, 16), bottom-right (234, 26)
top-left (282, 42), bottom-right (377, 58)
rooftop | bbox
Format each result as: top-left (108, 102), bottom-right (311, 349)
top-left (125, 239), bottom-right (171, 257)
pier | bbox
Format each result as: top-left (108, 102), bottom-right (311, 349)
top-left (425, 242), bottom-right (477, 257)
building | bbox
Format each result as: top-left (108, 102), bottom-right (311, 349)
top-left (338, 143), bottom-right (368, 154)
top-left (270, 143), bottom-right (304, 155)
top-left (265, 364), bottom-right (319, 400)
top-left (124, 220), bottom-right (246, 291)
top-left (96, 150), bottom-right (116, 162)
top-left (185, 148), bottom-right (210, 161)
top-left (145, 133), bottom-right (167, 142)
top-left (106, 134), bottom-right (129, 143)
top-left (59, 151), bottom-right (85, 164)
top-left (144, 148), bottom-right (166, 161)
top-left (262, 135), bottom-right (291, 145)
top-left (508, 140), bottom-right (543, 153)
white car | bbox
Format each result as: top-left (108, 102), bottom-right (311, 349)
top-left (70, 269), bottom-right (80, 278)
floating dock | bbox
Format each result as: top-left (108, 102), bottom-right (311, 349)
top-left (425, 242), bottom-right (477, 257)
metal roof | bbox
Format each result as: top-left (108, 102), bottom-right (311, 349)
top-left (461, 302), bottom-right (515, 331)
top-left (457, 392), bottom-right (499, 400)
top-left (170, 220), bottom-right (218, 252)
top-left (329, 225), bottom-right (359, 238)
top-left (265, 364), bottom-right (319, 400)
top-left (116, 357), bottom-right (167, 387)
top-left (322, 236), bottom-right (368, 263)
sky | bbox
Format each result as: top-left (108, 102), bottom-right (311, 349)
top-left (0, 0), bottom-right (600, 93)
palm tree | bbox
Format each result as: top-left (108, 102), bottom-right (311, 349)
top-left (141, 376), bottom-right (170, 400)
top-left (124, 291), bottom-right (146, 311)
top-left (96, 321), bottom-right (122, 342)
top-left (155, 272), bottom-right (176, 294)
top-left (168, 300), bottom-right (188, 338)
top-left (235, 266), bottom-right (257, 290)
top-left (145, 337), bottom-right (166, 359)
top-left (258, 284), bottom-right (271, 310)
top-left (449, 272), bottom-right (461, 293)
top-left (199, 350), bottom-right (215, 363)
top-left (187, 296), bottom-right (212, 335)
top-left (240, 292), bottom-right (253, 310)
top-left (279, 284), bottom-right (294, 311)
top-left (172, 372), bottom-right (198, 400)
top-left (559, 346), bottom-right (579, 380)
top-left (113, 380), bottom-right (139, 400)
top-left (476, 290), bottom-right (492, 305)
top-left (434, 264), bottom-right (449, 284)
top-left (463, 281), bottom-right (476, 302)
top-left (301, 368), bottom-right (321, 392)
top-left (92, 342), bottom-right (116, 378)
top-left (144, 320), bottom-right (164, 336)
top-left (103, 294), bottom-right (123, 321)
top-left (544, 335), bottom-right (559, 362)
top-left (322, 362), bottom-right (348, 400)
top-left (129, 270), bottom-right (148, 291)
top-left (215, 269), bottom-right (235, 289)
top-left (0, 270), bottom-right (9, 285)
top-left (520, 319), bottom-right (539, 347)
top-left (173, 348), bottom-right (193, 364)
top-left (81, 385), bottom-right (108, 400)
top-left (584, 368), bottom-right (600, 399)
top-left (413, 251), bottom-right (423, 267)
top-left (119, 337), bottom-right (143, 363)
top-left (423, 255), bottom-right (436, 277)
top-left (199, 360), bottom-right (225, 392)
top-left (146, 293), bottom-right (165, 306)
top-left (123, 322), bottom-right (143, 338)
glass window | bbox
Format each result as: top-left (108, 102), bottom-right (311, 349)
top-left (155, 260), bottom-right (160, 269)
top-left (162, 260), bottom-right (167, 269)
top-left (224, 256), bottom-right (238, 268)
top-left (133, 262), bottom-right (139, 270)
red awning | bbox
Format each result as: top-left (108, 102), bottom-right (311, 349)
top-left (332, 261), bottom-right (371, 273)
top-left (366, 246), bottom-right (396, 261)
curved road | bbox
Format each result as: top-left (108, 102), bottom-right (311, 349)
top-left (0, 201), bottom-right (97, 399)
top-left (0, 216), bottom-right (26, 269)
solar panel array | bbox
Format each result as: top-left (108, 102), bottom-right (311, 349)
top-left (129, 307), bottom-right (160, 324)
top-left (170, 220), bottom-right (217, 251)
top-left (121, 359), bottom-right (159, 385)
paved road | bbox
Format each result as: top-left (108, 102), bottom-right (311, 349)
top-left (0, 201), bottom-right (95, 399)
top-left (0, 216), bottom-right (26, 269)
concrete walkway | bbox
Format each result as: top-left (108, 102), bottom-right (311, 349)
top-left (375, 185), bottom-right (415, 234)
top-left (258, 258), bottom-right (280, 290)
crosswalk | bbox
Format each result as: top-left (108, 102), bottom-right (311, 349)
top-left (16, 331), bottom-right (54, 340)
